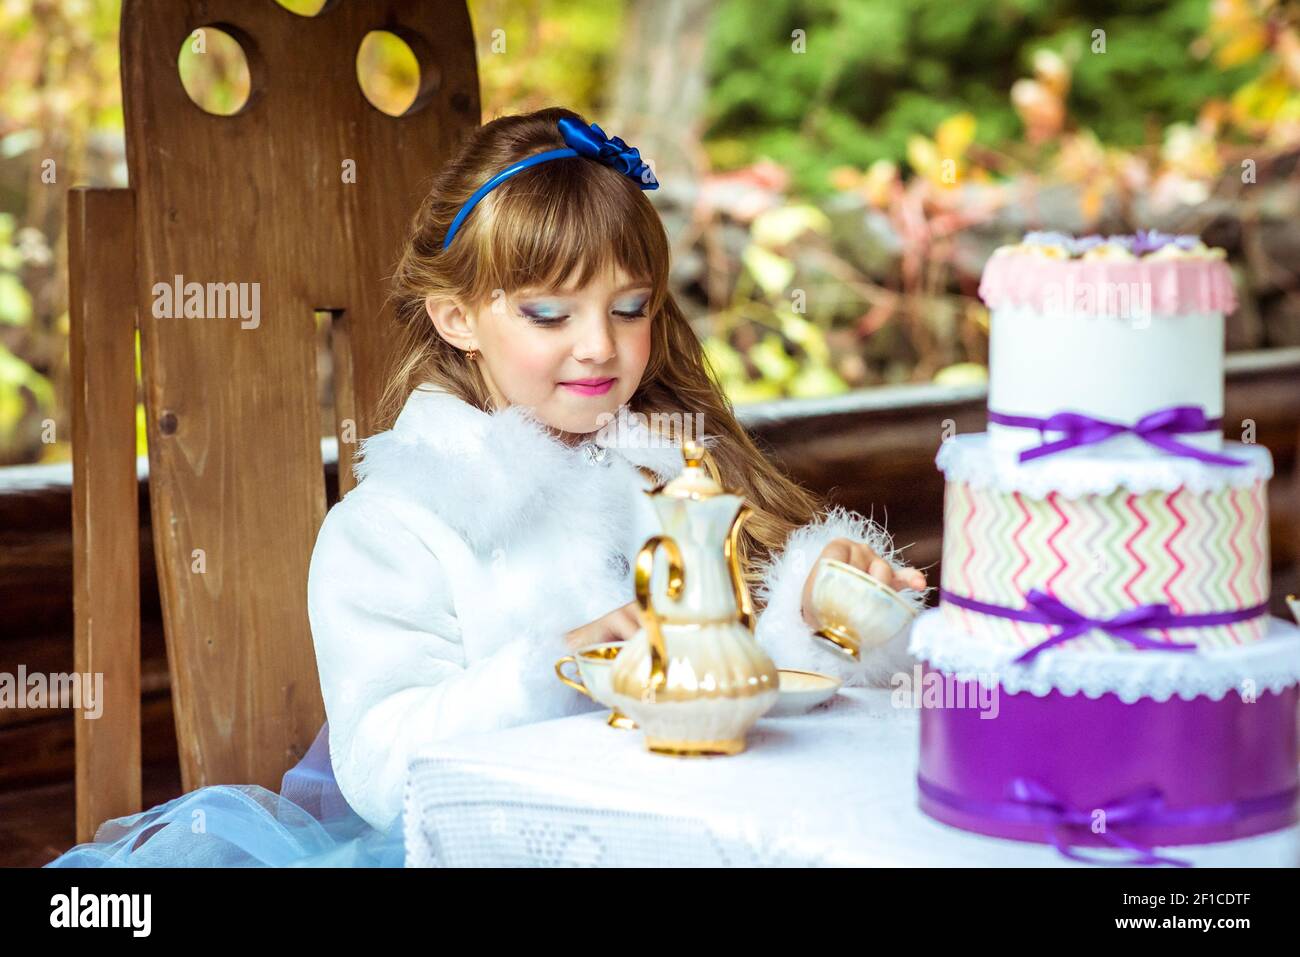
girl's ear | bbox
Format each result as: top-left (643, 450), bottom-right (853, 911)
top-left (424, 294), bottom-right (479, 352)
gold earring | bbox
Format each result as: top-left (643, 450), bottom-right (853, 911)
top-left (466, 348), bottom-right (479, 361)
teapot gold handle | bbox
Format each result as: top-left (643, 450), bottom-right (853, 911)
top-left (726, 504), bottom-right (756, 631)
top-left (634, 535), bottom-right (685, 700)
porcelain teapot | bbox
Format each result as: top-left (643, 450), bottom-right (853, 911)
top-left (608, 439), bottom-right (779, 754)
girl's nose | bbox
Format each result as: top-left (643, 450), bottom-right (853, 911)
top-left (573, 317), bottom-right (616, 363)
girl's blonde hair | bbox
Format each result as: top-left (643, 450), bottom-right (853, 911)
top-left (380, 106), bottom-right (824, 603)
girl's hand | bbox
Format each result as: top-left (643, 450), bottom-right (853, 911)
top-left (800, 538), bottom-right (927, 629)
top-left (563, 601), bottom-right (644, 651)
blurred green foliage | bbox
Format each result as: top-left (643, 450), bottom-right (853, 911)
top-left (0, 216), bottom-right (54, 450)
top-left (706, 0), bottom-right (1265, 196)
top-left (0, 0), bottom-right (1296, 464)
top-left (471, 0), bottom-right (624, 117)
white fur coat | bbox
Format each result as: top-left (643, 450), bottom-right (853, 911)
top-left (306, 382), bottom-right (925, 831)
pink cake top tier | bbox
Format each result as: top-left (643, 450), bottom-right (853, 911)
top-left (979, 231), bottom-right (1237, 316)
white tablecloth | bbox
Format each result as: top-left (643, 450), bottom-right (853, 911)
top-left (402, 688), bottom-right (1300, 867)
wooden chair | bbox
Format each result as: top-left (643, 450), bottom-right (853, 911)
top-left (65, 0), bottom-right (479, 844)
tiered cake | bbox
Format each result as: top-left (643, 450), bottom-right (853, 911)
top-left (910, 231), bottom-right (1300, 859)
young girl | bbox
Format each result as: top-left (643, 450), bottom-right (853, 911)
top-left (43, 107), bottom-right (926, 868)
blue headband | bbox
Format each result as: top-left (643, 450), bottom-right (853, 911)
top-left (442, 117), bottom-right (659, 250)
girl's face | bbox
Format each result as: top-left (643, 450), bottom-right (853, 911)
top-left (460, 265), bottom-right (655, 440)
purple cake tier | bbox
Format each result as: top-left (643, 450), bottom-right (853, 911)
top-left (917, 666), bottom-right (1298, 851)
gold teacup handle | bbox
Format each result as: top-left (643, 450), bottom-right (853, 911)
top-left (634, 535), bottom-right (685, 701)
top-left (554, 656), bottom-right (592, 699)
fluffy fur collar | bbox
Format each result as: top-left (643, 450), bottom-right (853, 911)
top-left (351, 383), bottom-right (692, 555)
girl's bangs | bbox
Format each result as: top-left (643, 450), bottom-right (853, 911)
top-left (471, 160), bottom-right (666, 304)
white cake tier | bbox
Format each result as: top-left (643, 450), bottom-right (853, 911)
top-left (987, 306), bottom-right (1225, 457)
top-left (938, 431), bottom-right (1273, 498)
top-left (909, 607), bottom-right (1300, 701)
top-left (979, 246), bottom-right (1237, 459)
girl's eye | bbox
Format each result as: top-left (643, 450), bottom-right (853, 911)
top-left (519, 306), bottom-right (648, 326)
top-left (518, 307), bottom-right (569, 326)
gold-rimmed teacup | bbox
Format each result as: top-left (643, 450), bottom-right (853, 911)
top-left (809, 557), bottom-right (920, 660)
top-left (554, 641), bottom-right (637, 730)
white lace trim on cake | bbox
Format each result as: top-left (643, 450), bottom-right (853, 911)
top-left (936, 433), bottom-right (1273, 497)
top-left (908, 608), bottom-right (1300, 702)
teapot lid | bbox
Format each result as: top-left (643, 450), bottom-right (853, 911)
top-left (659, 439), bottom-right (724, 499)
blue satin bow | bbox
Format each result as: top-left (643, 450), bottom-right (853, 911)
top-left (557, 117), bottom-right (659, 187)
top-left (443, 117), bottom-right (658, 249)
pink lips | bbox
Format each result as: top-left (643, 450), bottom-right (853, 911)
top-left (559, 377), bottom-right (615, 396)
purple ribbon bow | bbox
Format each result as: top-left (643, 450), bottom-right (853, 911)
top-left (1013, 589), bottom-right (1198, 662)
top-left (1007, 779), bottom-right (1192, 867)
top-left (940, 588), bottom-right (1269, 662)
top-left (919, 775), bottom-right (1299, 866)
top-left (557, 117), bottom-right (658, 188)
top-left (987, 405), bottom-right (1247, 467)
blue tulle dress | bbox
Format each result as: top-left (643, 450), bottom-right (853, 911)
top-left (42, 721), bottom-right (405, 867)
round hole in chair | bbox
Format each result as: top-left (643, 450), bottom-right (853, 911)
top-left (356, 29), bottom-right (440, 117)
top-left (272, 0), bottom-right (339, 16)
top-left (177, 25), bottom-right (252, 116)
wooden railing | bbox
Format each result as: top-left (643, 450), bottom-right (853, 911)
top-left (2, 347), bottom-right (1298, 792)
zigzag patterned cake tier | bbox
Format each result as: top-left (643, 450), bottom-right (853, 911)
top-left (937, 433), bottom-right (1274, 653)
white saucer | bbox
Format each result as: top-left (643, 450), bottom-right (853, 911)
top-left (766, 669), bottom-right (842, 717)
